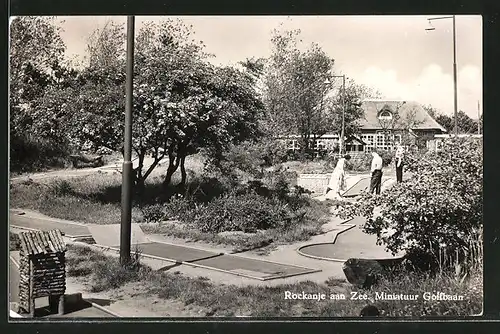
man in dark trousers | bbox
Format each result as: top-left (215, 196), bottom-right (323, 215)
top-left (369, 151), bottom-right (383, 194)
top-left (395, 145), bottom-right (405, 183)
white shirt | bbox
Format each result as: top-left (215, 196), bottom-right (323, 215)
top-left (371, 154), bottom-right (383, 172)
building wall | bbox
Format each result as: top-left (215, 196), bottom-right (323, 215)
top-left (279, 129), bottom-right (438, 155)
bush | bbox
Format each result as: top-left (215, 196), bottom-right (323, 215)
top-left (338, 137), bottom-right (482, 274)
top-left (345, 153), bottom-right (372, 172)
top-left (10, 134), bottom-right (70, 173)
top-left (377, 150), bottom-right (393, 167)
top-left (191, 192), bottom-right (304, 233)
top-left (50, 179), bottom-right (74, 197)
top-left (91, 248), bottom-right (149, 292)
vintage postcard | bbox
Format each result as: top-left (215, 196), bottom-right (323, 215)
top-left (9, 15), bottom-right (482, 319)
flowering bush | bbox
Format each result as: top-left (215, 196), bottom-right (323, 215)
top-left (338, 137), bottom-right (483, 273)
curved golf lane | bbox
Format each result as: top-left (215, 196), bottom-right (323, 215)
top-left (298, 216), bottom-right (404, 262)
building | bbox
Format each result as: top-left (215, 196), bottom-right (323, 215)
top-left (281, 100), bottom-right (447, 155)
top-left (357, 100), bottom-right (447, 152)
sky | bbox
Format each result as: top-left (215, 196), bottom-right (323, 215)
top-left (56, 15), bottom-right (482, 119)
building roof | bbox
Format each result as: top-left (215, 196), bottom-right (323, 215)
top-left (359, 100), bottom-right (447, 132)
top-left (19, 230), bottom-right (66, 255)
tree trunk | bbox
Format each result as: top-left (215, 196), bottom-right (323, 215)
top-left (179, 155), bottom-right (187, 188)
top-left (163, 162), bottom-right (176, 189)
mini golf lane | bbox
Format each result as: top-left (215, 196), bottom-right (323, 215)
top-left (342, 177), bottom-right (371, 197)
top-left (10, 213), bottom-right (91, 238)
top-left (298, 216), bottom-right (404, 262)
top-left (342, 176), bottom-right (392, 197)
top-left (10, 212), bottom-right (320, 281)
top-left (111, 241), bottom-right (321, 280)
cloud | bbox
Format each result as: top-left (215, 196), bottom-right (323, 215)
top-left (357, 64), bottom-right (482, 118)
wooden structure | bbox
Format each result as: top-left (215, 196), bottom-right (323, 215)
top-left (69, 154), bottom-right (104, 168)
top-left (18, 229), bottom-right (67, 317)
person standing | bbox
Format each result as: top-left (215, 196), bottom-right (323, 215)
top-left (369, 151), bottom-right (383, 195)
top-left (325, 155), bottom-right (352, 200)
top-left (394, 145), bottom-right (405, 183)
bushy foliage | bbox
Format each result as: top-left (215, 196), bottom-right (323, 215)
top-left (191, 192), bottom-right (305, 233)
top-left (337, 137), bottom-right (482, 273)
top-left (377, 150), bottom-right (393, 167)
top-left (139, 167), bottom-right (311, 234)
top-left (221, 140), bottom-right (289, 177)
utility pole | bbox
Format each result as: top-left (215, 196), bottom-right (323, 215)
top-left (426, 15), bottom-right (458, 135)
top-left (477, 100), bottom-right (481, 135)
top-left (452, 15), bottom-right (458, 135)
top-left (120, 16), bottom-right (135, 266)
top-left (340, 75), bottom-right (346, 156)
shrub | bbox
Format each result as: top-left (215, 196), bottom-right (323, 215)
top-left (345, 153), bottom-right (372, 172)
top-left (191, 192), bottom-right (305, 233)
top-left (377, 150), bottom-right (393, 167)
top-left (10, 134), bottom-right (70, 173)
top-left (338, 137), bottom-right (483, 274)
top-left (140, 203), bottom-right (167, 224)
top-left (91, 248), bottom-right (149, 292)
top-left (50, 179), bottom-right (74, 197)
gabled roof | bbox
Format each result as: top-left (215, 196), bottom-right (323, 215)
top-left (19, 230), bottom-right (66, 255)
top-left (359, 100), bottom-right (447, 132)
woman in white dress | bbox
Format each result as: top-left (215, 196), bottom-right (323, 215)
top-left (325, 155), bottom-right (351, 200)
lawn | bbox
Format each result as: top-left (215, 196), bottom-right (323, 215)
top-left (9, 154), bottom-right (332, 252)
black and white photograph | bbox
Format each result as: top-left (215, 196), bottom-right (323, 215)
top-left (9, 15), bottom-right (483, 318)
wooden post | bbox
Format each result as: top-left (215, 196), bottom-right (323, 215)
top-left (28, 259), bottom-right (35, 317)
top-left (58, 294), bottom-right (65, 315)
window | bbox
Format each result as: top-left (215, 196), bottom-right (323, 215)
top-left (379, 110), bottom-right (392, 119)
top-left (287, 140), bottom-right (300, 151)
top-left (376, 133), bottom-right (385, 147)
top-left (315, 140), bottom-right (326, 151)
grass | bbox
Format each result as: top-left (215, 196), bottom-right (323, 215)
top-left (10, 157), bottom-right (332, 250)
top-left (65, 243), bottom-right (482, 317)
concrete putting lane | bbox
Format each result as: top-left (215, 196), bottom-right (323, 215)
top-left (10, 213), bottom-right (91, 237)
top-left (11, 217), bottom-right (320, 281)
top-left (298, 216), bottom-right (404, 261)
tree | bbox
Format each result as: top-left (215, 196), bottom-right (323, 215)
top-left (86, 20), bottom-right (126, 70)
top-left (262, 28), bottom-right (336, 159)
top-left (130, 20), bottom-right (263, 190)
top-left (423, 105), bottom-right (479, 134)
top-left (330, 79), bottom-right (380, 141)
top-left (29, 21), bottom-right (127, 154)
top-left (9, 16), bottom-right (70, 171)
top-left (337, 136), bottom-right (482, 273)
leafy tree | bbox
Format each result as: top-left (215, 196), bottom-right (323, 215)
top-left (330, 79), bottom-right (380, 141)
top-left (39, 19), bottom-right (264, 191)
top-left (28, 20), bottom-right (127, 154)
top-left (127, 20), bottom-right (262, 190)
top-left (86, 20), bottom-right (126, 70)
top-left (263, 28), bottom-right (336, 159)
top-left (337, 137), bottom-right (482, 273)
top-left (9, 16), bottom-right (70, 171)
top-left (423, 105), bottom-right (479, 134)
